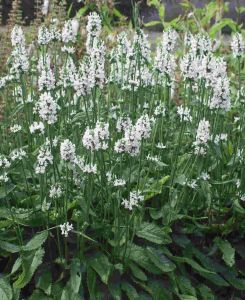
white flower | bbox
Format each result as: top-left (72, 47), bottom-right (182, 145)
top-left (0, 173), bottom-right (9, 183)
top-left (122, 191), bottom-right (144, 210)
top-left (113, 179), bottom-right (126, 187)
top-left (156, 142), bottom-right (167, 149)
top-left (10, 45), bottom-right (29, 75)
top-left (59, 57), bottom-right (77, 88)
top-left (42, 0), bottom-right (49, 15)
top-left (60, 139), bottom-right (76, 162)
top-left (177, 105), bottom-right (192, 122)
top-left (42, 200), bottom-right (51, 212)
top-left (10, 148), bottom-right (26, 161)
top-left (60, 222), bottom-right (73, 237)
top-left (29, 122), bottom-right (45, 134)
top-left (146, 154), bottom-right (161, 163)
top-left (236, 179), bottom-right (241, 189)
top-left (35, 92), bottom-right (59, 124)
top-left (214, 133), bottom-right (228, 145)
top-left (199, 172), bottom-right (210, 181)
top-left (193, 118), bottom-right (210, 155)
top-left (116, 116), bottom-right (132, 133)
top-left (154, 104), bottom-right (166, 116)
top-left (0, 156), bottom-right (11, 169)
top-left (11, 25), bottom-right (25, 47)
top-left (82, 122), bottom-right (109, 151)
top-left (61, 46), bottom-right (76, 54)
top-left (86, 12), bottom-right (102, 52)
top-left (38, 26), bottom-right (52, 45)
top-left (240, 194), bottom-right (245, 202)
top-left (231, 33), bottom-right (245, 57)
top-left (10, 124), bottom-right (22, 133)
top-left (62, 20), bottom-right (78, 43)
top-left (135, 114), bottom-right (153, 139)
top-left (38, 54), bottom-right (55, 91)
top-left (187, 180), bottom-right (197, 189)
top-left (49, 184), bottom-right (63, 199)
top-left (35, 145), bottom-right (53, 174)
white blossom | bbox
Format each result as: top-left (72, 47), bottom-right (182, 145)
top-left (193, 119), bottom-right (210, 155)
top-left (82, 122), bottom-right (109, 151)
top-left (60, 139), bottom-right (76, 162)
top-left (122, 191), bottom-right (144, 210)
top-left (10, 124), bottom-right (22, 133)
top-left (35, 145), bottom-right (53, 174)
top-left (60, 222), bottom-right (73, 237)
top-left (49, 184), bottom-right (63, 199)
top-left (231, 33), bottom-right (245, 57)
top-left (35, 92), bottom-right (59, 124)
top-left (29, 122), bottom-right (45, 134)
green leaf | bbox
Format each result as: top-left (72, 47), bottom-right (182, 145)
top-left (172, 256), bottom-right (214, 274)
top-left (22, 231), bottom-right (48, 251)
top-left (144, 20), bottom-right (162, 28)
top-left (129, 263), bottom-right (147, 281)
top-left (177, 276), bottom-right (196, 297)
top-left (136, 222), bottom-right (171, 244)
top-left (29, 290), bottom-right (51, 300)
top-left (0, 240), bottom-right (20, 253)
top-left (89, 253), bottom-right (112, 284)
top-left (36, 271), bottom-right (52, 296)
top-left (209, 18), bottom-right (237, 38)
top-left (144, 175), bottom-right (170, 200)
top-left (13, 247), bottom-right (45, 289)
top-left (121, 282), bottom-right (138, 300)
top-left (179, 296), bottom-right (197, 300)
top-left (86, 268), bottom-right (100, 300)
top-left (11, 257), bottom-right (22, 275)
top-left (0, 278), bottom-right (13, 300)
top-left (109, 282), bottom-right (122, 300)
top-left (214, 237), bottom-right (235, 267)
top-left (126, 244), bottom-right (162, 275)
top-left (198, 284), bottom-right (215, 300)
top-left (146, 247), bottom-right (176, 273)
top-left (148, 280), bottom-right (173, 300)
top-left (76, 6), bottom-right (88, 18)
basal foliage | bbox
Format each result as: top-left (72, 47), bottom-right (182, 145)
top-left (0, 12), bottom-right (244, 299)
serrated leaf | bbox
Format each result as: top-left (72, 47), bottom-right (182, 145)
top-left (146, 247), bottom-right (176, 273)
top-left (214, 237), bottom-right (235, 267)
top-left (13, 247), bottom-right (45, 289)
top-left (0, 278), bottom-right (13, 300)
top-left (89, 253), bottom-right (112, 284)
top-left (136, 222), bottom-right (171, 244)
top-left (22, 231), bottom-right (48, 251)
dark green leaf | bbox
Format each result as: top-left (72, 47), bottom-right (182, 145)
top-left (89, 254), bottom-right (112, 284)
top-left (214, 237), bottom-right (235, 267)
top-left (146, 247), bottom-right (176, 273)
top-left (136, 222), bottom-right (171, 244)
